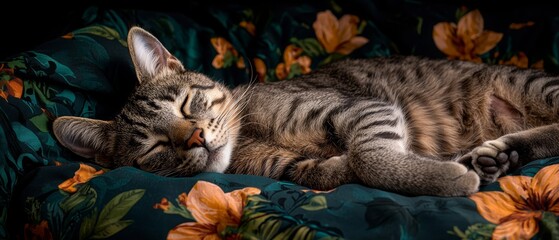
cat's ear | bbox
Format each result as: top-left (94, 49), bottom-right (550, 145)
top-left (127, 26), bottom-right (185, 84)
top-left (52, 116), bottom-right (113, 159)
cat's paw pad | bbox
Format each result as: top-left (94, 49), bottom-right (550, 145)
top-left (463, 140), bottom-right (519, 184)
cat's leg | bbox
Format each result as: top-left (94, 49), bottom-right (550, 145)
top-left (338, 104), bottom-right (480, 196)
top-left (287, 154), bottom-right (361, 190)
top-left (459, 123), bottom-right (559, 184)
top-left (347, 140), bottom-right (480, 196)
top-left (229, 138), bottom-right (358, 190)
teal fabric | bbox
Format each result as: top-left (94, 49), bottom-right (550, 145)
top-left (3, 2), bottom-right (559, 239)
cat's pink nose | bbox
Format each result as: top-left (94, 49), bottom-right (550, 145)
top-left (187, 129), bottom-right (205, 149)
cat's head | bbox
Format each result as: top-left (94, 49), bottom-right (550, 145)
top-left (52, 26), bottom-right (242, 176)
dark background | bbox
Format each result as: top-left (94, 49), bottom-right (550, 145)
top-left (1, 1), bottom-right (558, 60)
top-left (0, 1), bottom-right (270, 59)
top-left (1, 5), bottom-right (88, 59)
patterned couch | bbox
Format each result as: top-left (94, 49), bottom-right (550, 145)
top-left (2, 1), bottom-right (559, 239)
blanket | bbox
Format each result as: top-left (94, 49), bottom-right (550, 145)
top-left (2, 1), bottom-right (559, 239)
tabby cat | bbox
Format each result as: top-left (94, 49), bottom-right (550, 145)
top-left (52, 26), bottom-right (559, 197)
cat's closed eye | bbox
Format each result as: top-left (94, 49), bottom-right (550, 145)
top-left (208, 94), bottom-right (226, 109)
top-left (180, 94), bottom-right (192, 119)
top-left (182, 88), bottom-right (229, 121)
top-left (52, 26), bottom-right (241, 177)
top-left (145, 137), bottom-right (171, 154)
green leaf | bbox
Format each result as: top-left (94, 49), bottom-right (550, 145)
top-left (242, 9), bottom-right (254, 19)
top-left (79, 208), bottom-right (98, 240)
top-left (59, 184), bottom-right (97, 213)
top-left (257, 214), bottom-right (282, 239)
top-left (292, 227), bottom-right (315, 240)
top-left (303, 39), bottom-right (326, 57)
top-left (275, 47), bottom-right (282, 56)
top-left (165, 201), bottom-right (193, 219)
top-left (275, 227), bottom-right (300, 240)
top-left (357, 21), bottom-right (367, 35)
top-left (222, 51), bottom-right (236, 69)
top-left (73, 25), bottom-right (127, 47)
top-left (24, 197), bottom-right (42, 224)
top-left (30, 51), bottom-right (76, 82)
top-left (447, 223), bottom-right (495, 240)
top-left (447, 226), bottom-right (467, 238)
top-left (540, 211), bottom-right (559, 240)
top-left (300, 196), bottom-right (327, 211)
top-left (287, 64), bottom-right (303, 79)
top-left (329, 0), bottom-right (343, 13)
top-left (239, 195), bottom-right (342, 239)
top-left (90, 220), bottom-right (133, 239)
top-left (96, 189), bottom-right (145, 230)
top-left (455, 7), bottom-right (469, 22)
top-left (416, 17), bottom-right (423, 35)
top-left (318, 237), bottom-right (343, 240)
top-left (10, 122), bottom-right (42, 152)
top-left (238, 204), bottom-right (281, 240)
top-left (29, 113), bottom-right (49, 132)
top-left (247, 195), bottom-right (270, 205)
top-left (319, 53), bottom-right (345, 66)
top-left (7, 56), bottom-right (26, 69)
top-left (290, 38), bottom-right (325, 57)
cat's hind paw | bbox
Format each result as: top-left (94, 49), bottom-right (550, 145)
top-left (458, 139), bottom-right (520, 184)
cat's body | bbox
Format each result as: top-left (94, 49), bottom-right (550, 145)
top-left (53, 27), bottom-right (559, 197)
top-left (229, 55), bottom-right (559, 196)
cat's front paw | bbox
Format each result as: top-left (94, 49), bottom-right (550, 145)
top-left (290, 155), bottom-right (356, 190)
top-left (459, 139), bottom-right (520, 184)
top-left (439, 162), bottom-right (480, 196)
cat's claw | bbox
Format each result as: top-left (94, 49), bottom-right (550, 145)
top-left (458, 139), bottom-right (519, 184)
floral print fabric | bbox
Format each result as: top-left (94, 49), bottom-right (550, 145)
top-left (3, 1), bottom-right (559, 239)
top-left (432, 9), bottom-right (503, 63)
top-left (470, 164), bottom-right (559, 240)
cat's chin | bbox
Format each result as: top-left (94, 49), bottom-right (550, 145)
top-left (205, 142), bottom-right (233, 173)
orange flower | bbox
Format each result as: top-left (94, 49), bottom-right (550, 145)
top-left (500, 52), bottom-right (529, 68)
top-left (433, 10), bottom-right (503, 62)
top-left (275, 63), bottom-right (288, 80)
top-left (167, 181), bottom-right (261, 240)
top-left (24, 220), bottom-right (53, 240)
top-left (275, 44), bottom-right (312, 80)
top-left (469, 164), bottom-right (559, 240)
top-left (58, 163), bottom-right (104, 193)
top-left (509, 21), bottom-right (535, 30)
top-left (211, 37), bottom-right (245, 69)
top-left (313, 10), bottom-right (369, 55)
top-left (531, 60), bottom-right (544, 69)
top-left (154, 197), bottom-right (170, 211)
top-left (253, 58), bottom-right (267, 82)
top-left (239, 21), bottom-right (256, 36)
top-left (61, 32), bottom-right (74, 39)
top-left (178, 192), bottom-right (188, 206)
top-left (0, 64), bottom-right (23, 100)
top-left (499, 52), bottom-right (544, 69)
top-left (302, 188), bottom-right (336, 194)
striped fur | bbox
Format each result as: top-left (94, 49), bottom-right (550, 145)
top-left (53, 27), bottom-right (243, 176)
top-left (229, 56), bottom-right (559, 196)
top-left (53, 27), bottom-right (559, 197)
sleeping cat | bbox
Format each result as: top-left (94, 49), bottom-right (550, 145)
top-left (52, 26), bottom-right (559, 197)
